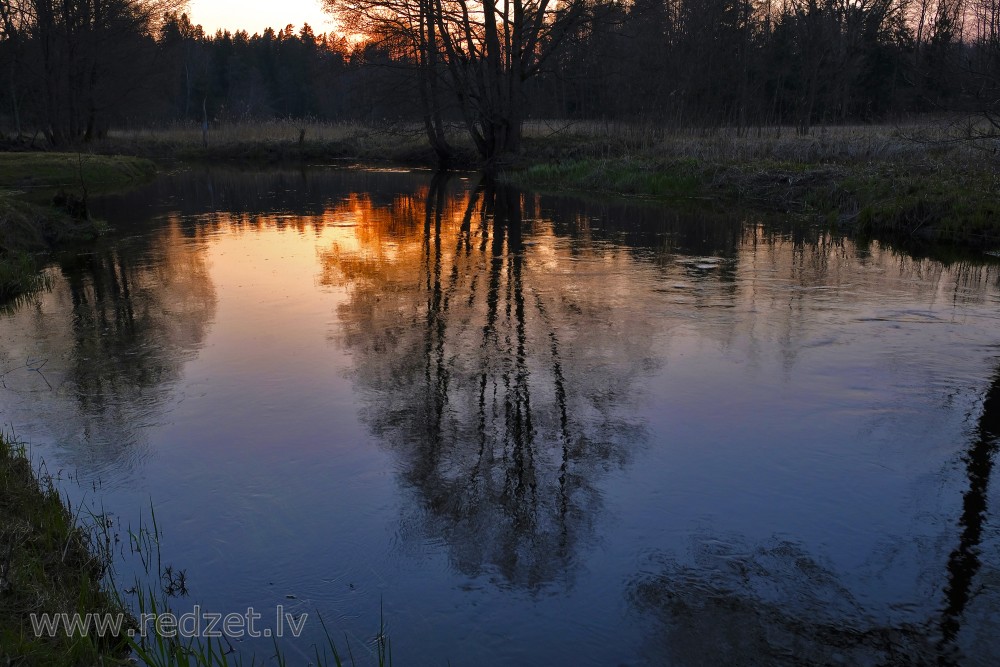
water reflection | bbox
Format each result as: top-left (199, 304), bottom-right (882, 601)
top-left (939, 363), bottom-right (1000, 663)
top-left (322, 175), bottom-right (661, 589)
top-left (93, 166), bottom-right (443, 224)
top-left (630, 537), bottom-right (931, 666)
top-left (629, 363), bottom-right (1000, 666)
top-left (3, 167), bottom-right (1000, 665)
top-left (0, 217), bottom-right (215, 473)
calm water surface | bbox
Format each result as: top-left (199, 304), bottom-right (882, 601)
top-left (2, 168), bottom-right (999, 665)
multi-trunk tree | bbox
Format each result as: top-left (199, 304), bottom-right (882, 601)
top-left (326, 0), bottom-right (587, 164)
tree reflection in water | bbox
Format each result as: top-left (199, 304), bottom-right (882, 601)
top-left (0, 217), bottom-right (215, 470)
top-left (321, 174), bottom-right (656, 589)
top-left (938, 365), bottom-right (1000, 664)
top-left (629, 366), bottom-right (1000, 667)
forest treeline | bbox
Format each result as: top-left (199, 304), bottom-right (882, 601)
top-left (1, 0), bottom-right (999, 158)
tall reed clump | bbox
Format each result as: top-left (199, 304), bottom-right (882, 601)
top-left (0, 197), bottom-right (51, 306)
top-left (0, 152), bottom-right (157, 307)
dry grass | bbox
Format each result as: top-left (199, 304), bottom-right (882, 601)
top-left (520, 116), bottom-right (1000, 167)
top-left (104, 118), bottom-right (478, 165)
top-left (111, 118), bottom-right (403, 145)
top-left (510, 117), bottom-right (1000, 246)
top-left (94, 115), bottom-right (1000, 171)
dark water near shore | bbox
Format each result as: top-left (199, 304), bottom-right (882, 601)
top-left (2, 167), bottom-right (1000, 665)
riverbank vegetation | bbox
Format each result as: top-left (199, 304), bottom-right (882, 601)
top-left (89, 118), bottom-right (1000, 246)
top-left (0, 432), bottom-right (131, 665)
top-left (0, 153), bottom-right (155, 304)
top-left (508, 120), bottom-right (1000, 246)
top-left (0, 152), bottom-right (155, 192)
top-left (9, 115), bottom-right (1000, 246)
top-left (2, 430), bottom-right (393, 666)
top-left (3, 0), bottom-right (1000, 244)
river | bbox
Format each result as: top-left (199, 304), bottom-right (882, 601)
top-left (1, 167), bottom-right (998, 665)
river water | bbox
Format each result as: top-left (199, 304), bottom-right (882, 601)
top-left (1, 167), bottom-right (999, 665)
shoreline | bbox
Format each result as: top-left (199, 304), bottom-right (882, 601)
top-left (2, 124), bottom-right (998, 307)
top-left (95, 119), bottom-right (1000, 248)
top-left (0, 432), bottom-right (132, 665)
top-left (501, 155), bottom-right (1000, 248)
top-left (0, 153), bottom-right (156, 303)
top-left (1, 127), bottom-right (997, 664)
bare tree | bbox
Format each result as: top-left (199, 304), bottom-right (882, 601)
top-left (966, 0), bottom-right (1000, 130)
top-left (6, 0), bottom-right (186, 145)
top-left (0, 0), bottom-right (31, 138)
top-left (326, 0), bottom-right (587, 163)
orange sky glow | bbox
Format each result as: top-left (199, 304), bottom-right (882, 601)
top-left (187, 0), bottom-right (335, 36)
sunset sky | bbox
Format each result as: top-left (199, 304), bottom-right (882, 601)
top-left (187, 0), bottom-right (334, 35)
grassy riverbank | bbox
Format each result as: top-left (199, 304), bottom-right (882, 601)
top-left (506, 156), bottom-right (1000, 245)
top-left (95, 118), bottom-right (1000, 247)
top-left (509, 121), bottom-right (1000, 247)
top-left (0, 433), bottom-right (131, 665)
top-left (0, 152), bottom-right (155, 192)
top-left (0, 152), bottom-right (155, 304)
top-left (1, 430), bottom-right (386, 667)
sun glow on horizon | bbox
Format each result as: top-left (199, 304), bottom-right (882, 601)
top-left (186, 0), bottom-right (334, 36)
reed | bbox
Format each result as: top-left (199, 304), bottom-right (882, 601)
top-left (0, 431), bottom-right (132, 665)
top-left (0, 152), bottom-right (155, 306)
top-left (2, 430), bottom-right (396, 666)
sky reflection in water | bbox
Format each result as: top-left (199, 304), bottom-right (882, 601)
top-left (1, 168), bottom-right (999, 665)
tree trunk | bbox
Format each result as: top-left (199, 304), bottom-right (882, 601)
top-left (8, 66), bottom-right (20, 139)
top-left (417, 0), bottom-right (453, 167)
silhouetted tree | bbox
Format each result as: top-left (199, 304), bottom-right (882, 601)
top-left (6, 0), bottom-right (1000, 148)
top-left (6, 0), bottom-right (183, 144)
top-left (326, 0), bottom-right (588, 162)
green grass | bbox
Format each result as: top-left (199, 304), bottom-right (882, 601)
top-left (0, 152), bottom-right (156, 194)
top-left (0, 197), bottom-right (76, 306)
top-left (0, 151), bottom-right (154, 306)
top-left (0, 432), bottom-right (132, 666)
top-left (123, 590), bottom-right (393, 667)
top-left (504, 121), bottom-right (1000, 247)
top-left (0, 249), bottom-right (49, 306)
top-left (509, 158), bottom-right (712, 199)
top-left (0, 194), bottom-right (97, 250)
top-left (836, 164), bottom-right (1000, 243)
